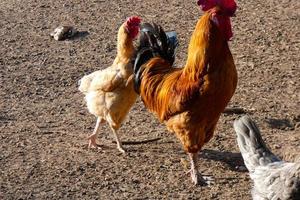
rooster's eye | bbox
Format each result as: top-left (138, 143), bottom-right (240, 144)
top-left (211, 16), bottom-right (219, 26)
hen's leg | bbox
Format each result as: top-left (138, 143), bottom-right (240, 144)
top-left (88, 117), bottom-right (102, 149)
top-left (188, 153), bottom-right (213, 186)
top-left (111, 128), bottom-right (125, 153)
top-left (106, 114), bottom-right (125, 153)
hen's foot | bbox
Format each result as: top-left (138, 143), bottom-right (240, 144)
top-left (88, 135), bottom-right (101, 150)
top-left (117, 144), bottom-right (126, 154)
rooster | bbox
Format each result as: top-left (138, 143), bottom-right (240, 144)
top-left (234, 116), bottom-right (300, 200)
top-left (133, 0), bottom-right (237, 185)
top-left (78, 16), bottom-right (141, 153)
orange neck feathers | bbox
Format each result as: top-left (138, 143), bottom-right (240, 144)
top-left (183, 10), bottom-right (225, 82)
top-left (116, 24), bottom-right (135, 61)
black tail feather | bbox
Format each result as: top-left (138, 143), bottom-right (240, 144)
top-left (133, 47), bottom-right (153, 93)
top-left (133, 23), bottom-right (178, 94)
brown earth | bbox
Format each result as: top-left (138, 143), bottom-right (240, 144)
top-left (1, 0), bottom-right (299, 199)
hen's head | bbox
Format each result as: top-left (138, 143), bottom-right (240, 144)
top-left (197, 0), bottom-right (237, 40)
top-left (124, 16), bottom-right (142, 39)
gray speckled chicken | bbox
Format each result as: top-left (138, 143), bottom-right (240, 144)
top-left (234, 116), bottom-right (300, 200)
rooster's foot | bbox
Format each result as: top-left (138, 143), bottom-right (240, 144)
top-left (189, 170), bottom-right (214, 186)
top-left (200, 175), bottom-right (214, 186)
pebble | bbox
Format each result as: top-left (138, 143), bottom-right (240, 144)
top-left (50, 26), bottom-right (77, 41)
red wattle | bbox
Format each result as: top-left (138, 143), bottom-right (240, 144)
top-left (216, 16), bottom-right (233, 41)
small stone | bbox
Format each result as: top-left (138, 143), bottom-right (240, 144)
top-left (236, 165), bottom-right (247, 171)
top-left (50, 26), bottom-right (77, 41)
top-left (274, 144), bottom-right (282, 149)
top-left (295, 122), bottom-right (300, 129)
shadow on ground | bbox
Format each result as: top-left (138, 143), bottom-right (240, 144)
top-left (201, 149), bottom-right (247, 172)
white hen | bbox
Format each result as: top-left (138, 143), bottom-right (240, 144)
top-left (79, 16), bottom-right (141, 153)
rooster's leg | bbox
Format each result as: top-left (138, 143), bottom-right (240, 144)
top-left (88, 117), bottom-right (102, 149)
top-left (188, 153), bottom-right (213, 186)
top-left (189, 153), bottom-right (201, 185)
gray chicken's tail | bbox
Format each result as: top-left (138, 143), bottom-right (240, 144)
top-left (233, 115), bottom-right (281, 173)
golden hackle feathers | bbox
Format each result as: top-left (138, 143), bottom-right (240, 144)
top-left (139, 10), bottom-right (220, 121)
top-left (116, 23), bottom-right (135, 62)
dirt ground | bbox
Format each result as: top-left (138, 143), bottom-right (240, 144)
top-left (1, 0), bottom-right (299, 199)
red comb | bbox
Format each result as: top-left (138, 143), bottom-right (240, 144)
top-left (126, 16), bottom-right (142, 26)
top-left (197, 0), bottom-right (237, 16)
